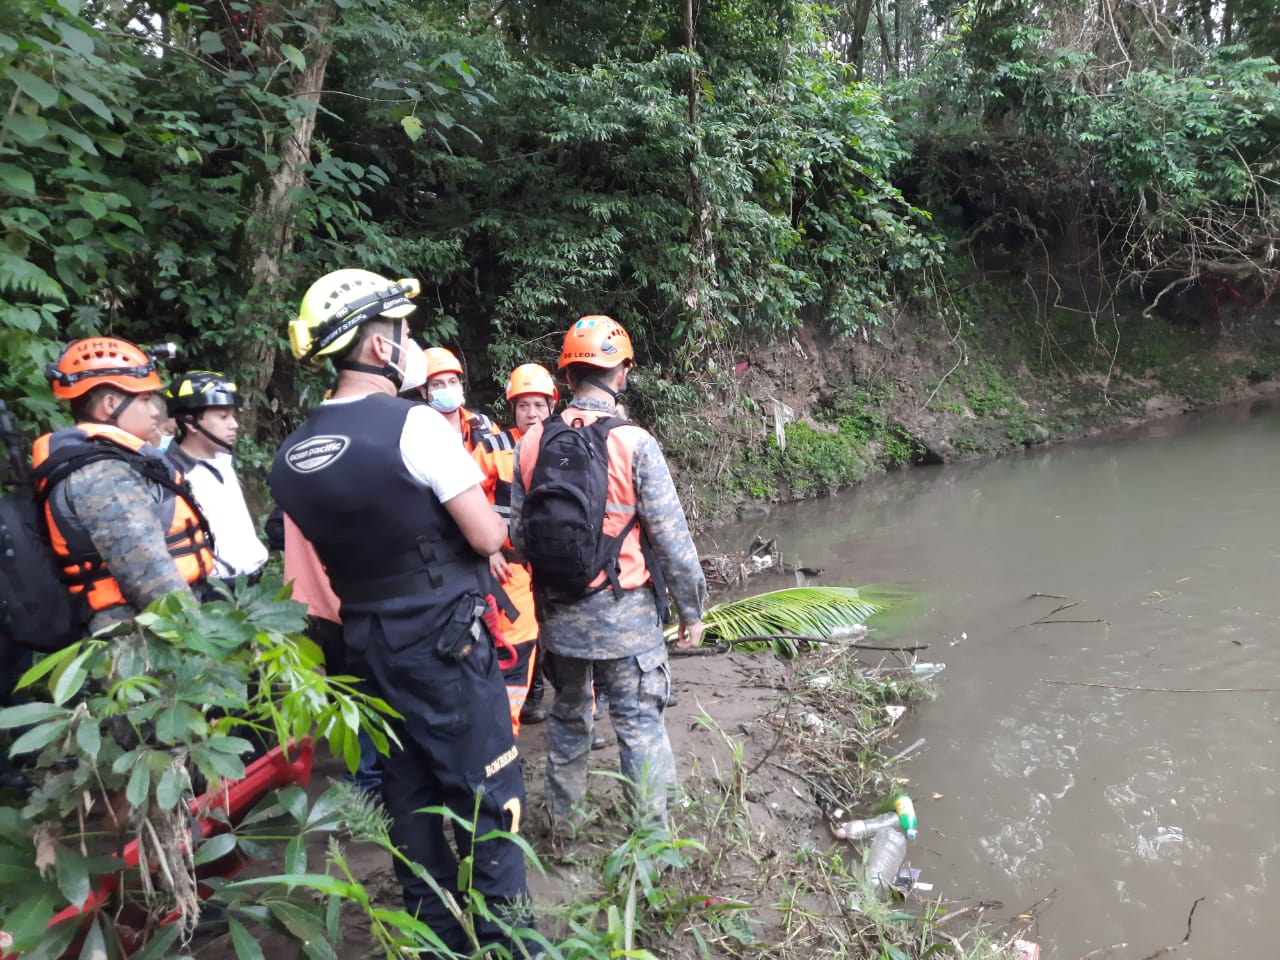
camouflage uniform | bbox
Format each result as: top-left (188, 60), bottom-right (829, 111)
top-left (53, 458), bottom-right (195, 632)
top-left (511, 397), bottom-right (707, 825)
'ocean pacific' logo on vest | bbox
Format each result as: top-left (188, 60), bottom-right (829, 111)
top-left (285, 435), bottom-right (350, 473)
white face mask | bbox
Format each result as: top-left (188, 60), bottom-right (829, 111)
top-left (389, 340), bottom-right (429, 394)
top-left (429, 385), bottom-right (466, 414)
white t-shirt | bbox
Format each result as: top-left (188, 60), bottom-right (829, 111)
top-left (321, 396), bottom-right (482, 502)
top-left (182, 451), bottom-right (269, 578)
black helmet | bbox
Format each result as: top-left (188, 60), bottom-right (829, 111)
top-left (164, 370), bottom-right (241, 416)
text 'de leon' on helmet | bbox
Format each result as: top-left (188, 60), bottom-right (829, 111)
top-left (558, 315), bottom-right (634, 371)
top-left (505, 363), bottom-right (559, 406)
top-left (164, 371), bottom-right (241, 417)
top-left (425, 347), bottom-right (464, 380)
top-left (290, 268), bottom-right (421, 364)
top-left (45, 338), bottom-right (163, 400)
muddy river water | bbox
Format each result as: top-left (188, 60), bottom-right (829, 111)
top-left (710, 397), bottom-right (1280, 957)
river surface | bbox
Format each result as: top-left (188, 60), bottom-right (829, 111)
top-left (710, 398), bottom-right (1280, 958)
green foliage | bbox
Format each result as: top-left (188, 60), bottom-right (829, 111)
top-left (0, 585), bottom-right (396, 957)
top-left (681, 585), bottom-right (887, 658)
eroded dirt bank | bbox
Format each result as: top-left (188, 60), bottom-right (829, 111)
top-left (669, 307), bottom-right (1280, 528)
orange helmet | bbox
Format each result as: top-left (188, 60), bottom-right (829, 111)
top-left (46, 338), bottom-right (163, 400)
top-left (505, 363), bottom-right (558, 406)
top-left (558, 315), bottom-right (634, 371)
top-left (425, 347), bottom-right (464, 380)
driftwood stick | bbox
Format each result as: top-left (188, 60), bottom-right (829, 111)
top-left (730, 633), bottom-right (928, 652)
top-left (1078, 944), bottom-right (1128, 960)
top-left (1043, 679), bottom-right (1280, 693)
top-left (887, 737), bottom-right (926, 764)
top-left (1031, 617), bottom-right (1108, 625)
top-left (1137, 897), bottom-right (1204, 960)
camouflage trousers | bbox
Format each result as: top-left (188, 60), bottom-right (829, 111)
top-left (543, 645), bottom-right (676, 826)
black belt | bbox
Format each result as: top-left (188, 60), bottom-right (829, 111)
top-left (324, 536), bottom-right (474, 583)
top-left (332, 561), bottom-right (481, 605)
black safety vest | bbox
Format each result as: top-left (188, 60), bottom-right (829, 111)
top-left (269, 394), bottom-right (487, 624)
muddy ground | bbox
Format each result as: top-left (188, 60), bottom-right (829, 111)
top-left (198, 636), bottom-right (1039, 960)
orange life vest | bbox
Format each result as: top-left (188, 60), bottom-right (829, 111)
top-left (32, 424), bottom-right (215, 612)
top-left (458, 406), bottom-right (494, 454)
top-left (517, 407), bottom-right (650, 593)
top-left (473, 428), bottom-right (538, 646)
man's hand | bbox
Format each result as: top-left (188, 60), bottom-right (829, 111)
top-left (489, 551), bottom-right (512, 584)
top-left (675, 618), bottom-right (705, 650)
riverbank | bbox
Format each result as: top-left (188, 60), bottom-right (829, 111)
top-left (661, 286), bottom-right (1280, 529)
top-left (263, 633), bottom-right (1018, 960)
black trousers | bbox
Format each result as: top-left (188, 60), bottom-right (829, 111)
top-left (344, 609), bottom-right (530, 954)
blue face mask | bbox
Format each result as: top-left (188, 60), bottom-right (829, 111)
top-left (429, 385), bottom-right (465, 414)
top-left (155, 434), bottom-right (173, 453)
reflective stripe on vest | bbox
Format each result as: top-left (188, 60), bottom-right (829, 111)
top-left (518, 409), bottom-right (649, 591)
top-left (477, 428), bottom-right (520, 521)
top-left (32, 424), bottom-right (214, 611)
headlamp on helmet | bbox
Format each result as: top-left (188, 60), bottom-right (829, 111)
top-left (290, 269), bottom-right (421, 364)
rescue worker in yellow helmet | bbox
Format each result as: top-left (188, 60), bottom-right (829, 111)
top-left (268, 268), bottom-right (530, 953)
top-left (34, 338), bottom-right (215, 631)
top-left (472, 363), bottom-right (558, 734)
top-left (423, 347), bottom-right (494, 452)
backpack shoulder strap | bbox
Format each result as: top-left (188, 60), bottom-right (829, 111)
top-left (36, 441), bottom-right (214, 558)
top-left (591, 417), bottom-right (672, 622)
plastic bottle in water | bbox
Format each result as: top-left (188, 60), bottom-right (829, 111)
top-left (863, 826), bottom-right (908, 888)
top-left (891, 792), bottom-right (918, 839)
top-left (834, 811), bottom-right (898, 840)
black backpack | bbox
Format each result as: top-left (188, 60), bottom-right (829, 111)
top-left (522, 416), bottom-right (668, 617)
top-left (1, 432), bottom-right (211, 654)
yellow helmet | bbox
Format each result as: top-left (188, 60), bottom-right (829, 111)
top-left (289, 268), bottom-right (421, 364)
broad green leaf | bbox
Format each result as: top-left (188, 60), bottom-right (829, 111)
top-left (281, 44), bottom-right (305, 72)
top-left (56, 22), bottom-right (94, 57)
top-left (62, 84), bottom-right (112, 123)
top-left (284, 835), bottom-right (306, 876)
top-left (276, 784), bottom-right (308, 824)
top-left (198, 31), bottom-right (224, 55)
top-left (155, 763), bottom-right (184, 809)
top-left (74, 720), bottom-right (100, 758)
top-left (0, 162), bottom-right (37, 197)
top-left (54, 845), bottom-right (89, 908)
top-left (15, 645), bottom-right (82, 691)
top-left (76, 194), bottom-right (107, 220)
top-left (125, 760), bottom-right (150, 809)
top-left (192, 831), bottom-right (237, 866)
top-left (400, 115), bottom-right (424, 142)
top-left (9, 719), bottom-right (69, 756)
top-left (0, 702), bottom-right (72, 729)
top-left (9, 70), bottom-right (59, 109)
top-left (4, 114), bottom-right (50, 145)
top-left (265, 900), bottom-right (337, 960)
top-left (50, 647), bottom-right (92, 705)
top-left (2, 890), bottom-right (56, 951)
top-left (228, 916), bottom-right (266, 960)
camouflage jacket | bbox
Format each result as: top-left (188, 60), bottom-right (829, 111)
top-left (511, 396), bottom-right (707, 659)
top-left (60, 459), bottom-right (195, 631)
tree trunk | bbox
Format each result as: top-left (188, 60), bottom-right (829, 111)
top-left (873, 0), bottom-right (893, 78)
top-left (847, 0), bottom-right (874, 79)
top-left (232, 0), bottom-right (337, 441)
top-left (683, 0), bottom-right (716, 344)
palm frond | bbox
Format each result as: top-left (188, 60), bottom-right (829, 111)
top-left (672, 586), bottom-right (896, 658)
